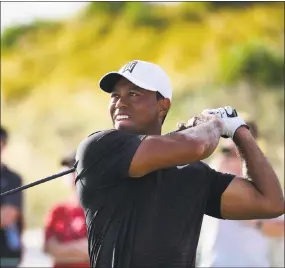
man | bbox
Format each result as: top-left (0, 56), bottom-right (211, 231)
top-left (0, 126), bottom-right (23, 268)
top-left (44, 152), bottom-right (90, 268)
top-left (198, 121), bottom-right (272, 267)
top-left (74, 60), bottom-right (284, 268)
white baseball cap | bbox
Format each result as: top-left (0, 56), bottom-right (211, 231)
top-left (99, 60), bottom-right (172, 100)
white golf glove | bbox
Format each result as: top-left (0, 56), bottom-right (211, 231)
top-left (203, 106), bottom-right (249, 139)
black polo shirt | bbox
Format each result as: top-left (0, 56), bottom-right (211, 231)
top-left (0, 164), bottom-right (23, 261)
top-left (75, 130), bottom-right (235, 268)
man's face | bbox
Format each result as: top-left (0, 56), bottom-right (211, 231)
top-left (109, 77), bottom-right (165, 135)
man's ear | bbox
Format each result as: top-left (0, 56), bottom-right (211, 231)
top-left (158, 98), bottom-right (171, 118)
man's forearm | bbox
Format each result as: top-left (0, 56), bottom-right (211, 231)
top-left (234, 127), bottom-right (284, 214)
top-left (181, 118), bottom-right (223, 159)
top-left (129, 117), bottom-right (223, 177)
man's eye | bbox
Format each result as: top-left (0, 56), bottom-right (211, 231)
top-left (129, 92), bottom-right (138, 96)
top-left (111, 93), bottom-right (119, 98)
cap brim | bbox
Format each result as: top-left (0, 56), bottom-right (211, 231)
top-left (99, 72), bottom-right (157, 93)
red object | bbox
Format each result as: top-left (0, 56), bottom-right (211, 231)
top-left (44, 201), bottom-right (90, 268)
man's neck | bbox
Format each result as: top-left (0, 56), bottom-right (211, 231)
top-left (120, 127), bottom-right (162, 136)
top-left (141, 124), bottom-right (162, 136)
top-left (146, 129), bottom-right (162, 136)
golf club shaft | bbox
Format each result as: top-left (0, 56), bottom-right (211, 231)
top-left (1, 168), bottom-right (75, 197)
top-left (0, 129), bottom-right (182, 197)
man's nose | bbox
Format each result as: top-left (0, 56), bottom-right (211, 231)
top-left (115, 95), bottom-right (129, 109)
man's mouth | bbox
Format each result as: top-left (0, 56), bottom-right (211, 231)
top-left (115, 114), bottom-right (131, 121)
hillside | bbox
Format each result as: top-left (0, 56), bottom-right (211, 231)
top-left (1, 2), bottom-right (284, 228)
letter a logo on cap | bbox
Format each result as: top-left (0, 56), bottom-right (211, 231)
top-left (122, 61), bottom-right (138, 73)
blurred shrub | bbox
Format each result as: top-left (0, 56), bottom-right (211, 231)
top-left (123, 2), bottom-right (169, 28)
top-left (219, 42), bottom-right (284, 87)
top-left (83, 2), bottom-right (168, 29)
top-left (84, 1), bottom-right (125, 17)
top-left (210, 2), bottom-right (255, 10)
top-left (177, 2), bottom-right (211, 22)
top-left (1, 20), bottom-right (60, 51)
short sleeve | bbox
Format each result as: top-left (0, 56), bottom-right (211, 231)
top-left (2, 174), bottom-right (22, 210)
top-left (75, 129), bottom-right (145, 189)
top-left (205, 167), bottom-right (235, 219)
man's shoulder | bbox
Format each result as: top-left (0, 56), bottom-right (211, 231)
top-left (87, 129), bottom-right (116, 138)
top-left (85, 129), bottom-right (143, 141)
top-left (76, 129), bottom-right (136, 168)
top-left (80, 129), bottom-right (125, 145)
top-left (76, 129), bottom-right (115, 153)
top-left (77, 129), bottom-right (144, 156)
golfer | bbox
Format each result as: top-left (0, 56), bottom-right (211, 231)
top-left (75, 60), bottom-right (284, 268)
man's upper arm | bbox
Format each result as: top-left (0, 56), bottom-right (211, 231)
top-left (76, 129), bottom-right (205, 184)
top-left (75, 130), bottom-right (145, 188)
top-left (129, 133), bottom-right (206, 177)
top-left (220, 177), bottom-right (281, 220)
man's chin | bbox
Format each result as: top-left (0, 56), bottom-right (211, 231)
top-left (115, 121), bottom-right (136, 133)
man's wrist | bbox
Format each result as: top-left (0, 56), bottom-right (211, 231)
top-left (233, 125), bottom-right (251, 142)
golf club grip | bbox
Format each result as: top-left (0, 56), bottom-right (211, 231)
top-left (0, 128), bottom-right (182, 197)
top-left (0, 168), bottom-right (76, 197)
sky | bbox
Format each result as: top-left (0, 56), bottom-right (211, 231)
top-left (1, 2), bottom-right (88, 32)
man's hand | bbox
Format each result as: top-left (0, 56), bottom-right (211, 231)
top-left (176, 106), bottom-right (248, 139)
top-left (177, 109), bottom-right (224, 131)
top-left (204, 106), bottom-right (248, 139)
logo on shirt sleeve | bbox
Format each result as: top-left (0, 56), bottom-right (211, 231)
top-left (176, 164), bottom-right (189, 169)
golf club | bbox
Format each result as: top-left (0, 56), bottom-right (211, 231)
top-left (0, 129), bottom-right (182, 197)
